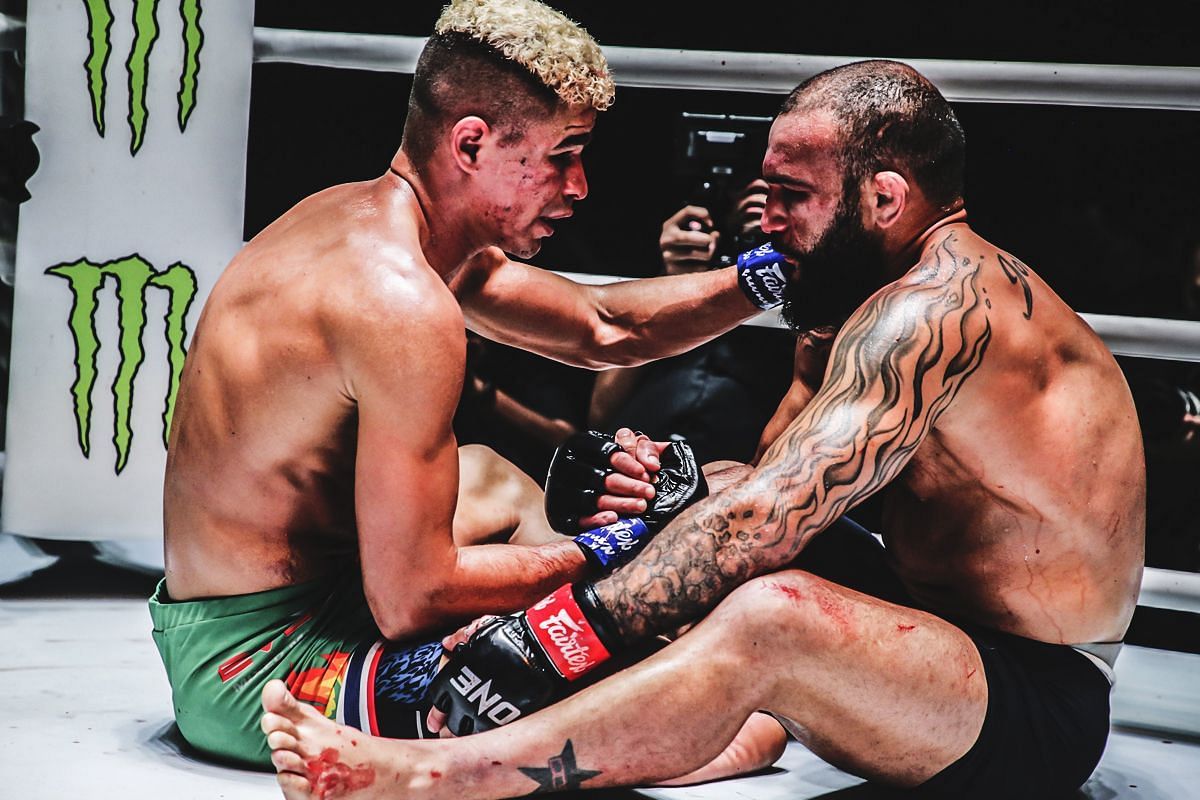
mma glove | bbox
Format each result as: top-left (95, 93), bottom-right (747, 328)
top-left (545, 431), bottom-right (708, 573)
top-left (735, 243), bottom-right (792, 310)
top-left (429, 582), bottom-right (622, 736)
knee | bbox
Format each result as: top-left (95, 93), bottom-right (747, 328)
top-left (459, 445), bottom-right (531, 501)
top-left (717, 571), bottom-right (854, 650)
top-left (459, 443), bottom-right (503, 477)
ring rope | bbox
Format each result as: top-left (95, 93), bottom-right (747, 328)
top-left (252, 27), bottom-right (1200, 112)
top-left (1139, 568), bottom-right (1200, 615)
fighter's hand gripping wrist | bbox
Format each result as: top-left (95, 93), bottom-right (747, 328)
top-left (568, 439), bottom-right (708, 573)
top-left (428, 582), bottom-right (622, 736)
top-left (735, 243), bottom-right (792, 310)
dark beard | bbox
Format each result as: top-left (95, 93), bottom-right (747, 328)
top-left (779, 198), bottom-right (888, 333)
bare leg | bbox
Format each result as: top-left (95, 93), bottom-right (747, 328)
top-left (652, 712), bottom-right (788, 787)
top-left (261, 685), bottom-right (786, 799)
top-left (263, 569), bottom-right (986, 799)
top-left (453, 444), bottom-right (564, 547)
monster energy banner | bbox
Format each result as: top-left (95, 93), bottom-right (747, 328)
top-left (2, 1), bottom-right (253, 541)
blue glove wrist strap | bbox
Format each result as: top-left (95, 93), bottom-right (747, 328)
top-left (736, 243), bottom-right (790, 310)
top-left (574, 518), bottom-right (650, 571)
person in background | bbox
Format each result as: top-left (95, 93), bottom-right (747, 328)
top-left (589, 176), bottom-right (793, 464)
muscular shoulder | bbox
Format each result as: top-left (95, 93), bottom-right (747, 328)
top-left (345, 259), bottom-right (457, 324)
top-left (823, 232), bottom-right (993, 405)
top-left (321, 251), bottom-right (465, 392)
top-left (846, 235), bottom-right (989, 348)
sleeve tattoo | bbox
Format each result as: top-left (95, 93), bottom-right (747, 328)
top-left (597, 236), bottom-right (995, 641)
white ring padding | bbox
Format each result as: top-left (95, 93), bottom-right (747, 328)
top-left (252, 28), bottom-right (1200, 112)
top-left (560, 271), bottom-right (1200, 362)
top-left (1139, 567), bottom-right (1200, 615)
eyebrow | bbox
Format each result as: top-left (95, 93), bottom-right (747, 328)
top-left (763, 173), bottom-right (815, 191)
top-left (554, 132), bottom-right (593, 150)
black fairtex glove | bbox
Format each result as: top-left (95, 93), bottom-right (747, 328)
top-left (429, 583), bottom-right (622, 735)
top-left (546, 433), bottom-right (709, 572)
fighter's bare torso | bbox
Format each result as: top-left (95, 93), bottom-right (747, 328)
top-left (162, 174), bottom-right (460, 600)
top-left (878, 223), bottom-right (1144, 645)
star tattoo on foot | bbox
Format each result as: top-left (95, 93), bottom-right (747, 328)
top-left (518, 739), bottom-right (602, 793)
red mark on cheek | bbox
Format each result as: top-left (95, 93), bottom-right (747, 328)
top-left (305, 748), bottom-right (375, 799)
top-left (430, 771), bottom-right (442, 779)
top-left (896, 624), bottom-right (916, 633)
top-left (966, 668), bottom-right (977, 680)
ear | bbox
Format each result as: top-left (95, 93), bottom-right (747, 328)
top-left (449, 116), bottom-right (490, 173)
top-left (866, 171), bottom-right (908, 230)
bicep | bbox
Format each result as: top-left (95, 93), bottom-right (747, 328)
top-left (455, 251), bottom-right (606, 365)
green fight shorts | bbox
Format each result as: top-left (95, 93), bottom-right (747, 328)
top-left (149, 573), bottom-right (442, 768)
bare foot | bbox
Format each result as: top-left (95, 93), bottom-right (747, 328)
top-left (260, 679), bottom-right (392, 800)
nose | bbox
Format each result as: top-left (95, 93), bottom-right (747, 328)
top-left (564, 154), bottom-right (588, 201)
top-left (760, 185), bottom-right (787, 235)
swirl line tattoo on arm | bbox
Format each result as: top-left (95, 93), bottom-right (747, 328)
top-left (597, 236), bottom-right (993, 641)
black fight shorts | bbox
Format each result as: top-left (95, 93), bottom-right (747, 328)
top-left (798, 517), bottom-right (1113, 799)
top-left (919, 625), bottom-right (1111, 798)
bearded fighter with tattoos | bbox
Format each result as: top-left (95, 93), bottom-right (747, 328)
top-left (259, 60), bottom-right (1144, 800)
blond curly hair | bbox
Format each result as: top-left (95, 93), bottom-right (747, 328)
top-left (434, 0), bottom-right (615, 111)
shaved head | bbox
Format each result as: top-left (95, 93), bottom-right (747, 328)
top-left (780, 60), bottom-right (965, 209)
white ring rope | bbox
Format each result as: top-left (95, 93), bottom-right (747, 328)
top-left (1139, 568), bottom-right (1200, 615)
top-left (1079, 314), bottom-right (1200, 363)
top-left (252, 27), bottom-right (1200, 112)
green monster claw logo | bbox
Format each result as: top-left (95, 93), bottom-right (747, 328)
top-left (84, 0), bottom-right (205, 155)
top-left (46, 256), bottom-right (198, 473)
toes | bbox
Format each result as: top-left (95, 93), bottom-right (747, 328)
top-left (273, 747), bottom-right (307, 775)
top-left (267, 728), bottom-right (299, 753)
top-left (277, 771), bottom-right (314, 800)
top-left (262, 679), bottom-right (297, 715)
top-left (261, 711), bottom-right (296, 738)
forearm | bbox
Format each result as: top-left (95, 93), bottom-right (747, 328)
top-left (372, 540), bottom-right (591, 638)
top-left (593, 476), bottom-right (793, 642)
top-left (587, 267), bottom-right (759, 367)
